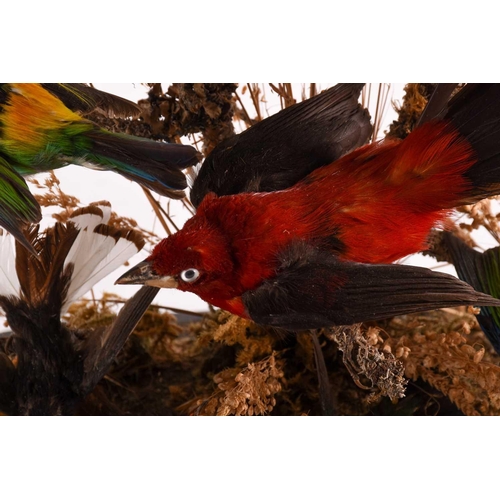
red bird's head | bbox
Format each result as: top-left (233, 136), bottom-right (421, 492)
top-left (116, 215), bottom-right (244, 308)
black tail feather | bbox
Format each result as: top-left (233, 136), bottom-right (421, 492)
top-left (445, 84), bottom-right (500, 201)
top-left (310, 331), bottom-right (336, 415)
top-left (85, 130), bottom-right (201, 196)
top-left (442, 231), bottom-right (500, 354)
top-left (416, 83), bottom-right (458, 127)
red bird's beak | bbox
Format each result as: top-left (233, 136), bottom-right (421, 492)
top-left (115, 259), bottom-right (178, 289)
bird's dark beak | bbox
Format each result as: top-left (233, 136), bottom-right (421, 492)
top-left (115, 259), bottom-right (178, 289)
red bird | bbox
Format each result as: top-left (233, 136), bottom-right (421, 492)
top-left (117, 83), bottom-right (500, 329)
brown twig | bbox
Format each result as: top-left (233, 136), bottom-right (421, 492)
top-left (75, 298), bottom-right (205, 317)
top-left (247, 83), bottom-right (262, 122)
top-left (235, 90), bottom-right (254, 127)
top-left (142, 188), bottom-right (175, 236)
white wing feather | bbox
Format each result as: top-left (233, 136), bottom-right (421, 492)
top-left (62, 205), bottom-right (142, 312)
top-left (70, 203), bottom-right (111, 230)
top-left (0, 203), bottom-right (141, 312)
top-left (0, 230), bottom-right (21, 298)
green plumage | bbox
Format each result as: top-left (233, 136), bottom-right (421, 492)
top-left (0, 83), bottom-right (200, 252)
top-left (442, 231), bottom-right (500, 353)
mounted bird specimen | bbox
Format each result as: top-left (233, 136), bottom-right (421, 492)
top-left (0, 83), bottom-right (200, 252)
top-left (0, 202), bottom-right (158, 415)
top-left (118, 83), bottom-right (500, 330)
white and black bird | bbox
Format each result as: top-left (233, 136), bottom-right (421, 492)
top-left (0, 202), bottom-right (159, 415)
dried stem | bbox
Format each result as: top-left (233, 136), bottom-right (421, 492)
top-left (247, 83), bottom-right (262, 122)
top-left (234, 90), bottom-right (254, 128)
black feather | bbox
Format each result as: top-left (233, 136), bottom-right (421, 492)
top-left (445, 84), bottom-right (500, 201)
top-left (0, 352), bottom-right (16, 415)
top-left (0, 294), bottom-right (84, 415)
top-left (416, 83), bottom-right (458, 126)
top-left (85, 130), bottom-right (200, 195)
top-left (81, 286), bottom-right (159, 392)
top-left (243, 241), bottom-right (500, 331)
top-left (310, 331), bottom-right (335, 415)
top-left (0, 285), bottom-right (158, 415)
top-left (191, 83), bottom-right (372, 207)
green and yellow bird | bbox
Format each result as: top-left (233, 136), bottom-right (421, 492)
top-left (0, 83), bottom-right (200, 251)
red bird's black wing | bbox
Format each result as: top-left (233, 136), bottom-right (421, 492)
top-left (242, 242), bottom-right (500, 331)
top-left (191, 83), bottom-right (372, 207)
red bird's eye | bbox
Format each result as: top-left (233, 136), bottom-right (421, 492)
top-left (180, 268), bottom-right (200, 283)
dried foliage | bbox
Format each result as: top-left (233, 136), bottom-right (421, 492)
top-left (30, 171), bottom-right (158, 245)
top-left (30, 171), bottom-right (80, 219)
top-left (386, 83), bottom-right (437, 140)
top-left (84, 83), bottom-right (238, 157)
top-left (326, 325), bottom-right (407, 402)
top-left (141, 83), bottom-right (238, 155)
top-left (362, 83), bottom-right (392, 141)
top-left (9, 271), bottom-right (497, 415)
top-left (65, 293), bottom-right (124, 330)
top-left (382, 308), bottom-right (500, 415)
top-left (196, 354), bottom-right (284, 416)
top-left (455, 198), bottom-right (500, 245)
top-left (80, 110), bottom-right (156, 141)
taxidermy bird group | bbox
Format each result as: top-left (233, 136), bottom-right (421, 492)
top-left (2, 82), bottom-right (500, 415)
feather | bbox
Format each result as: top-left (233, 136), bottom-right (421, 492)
top-left (81, 286), bottom-right (159, 391)
top-left (15, 223), bottom-right (78, 307)
top-left (243, 242), bottom-right (500, 330)
top-left (445, 84), bottom-right (500, 202)
top-left (41, 83), bottom-right (142, 118)
top-left (0, 203), bottom-right (150, 414)
top-left (0, 202), bottom-right (144, 311)
top-left (0, 157), bottom-right (42, 254)
top-left (416, 83), bottom-right (458, 127)
top-left (64, 227), bottom-right (144, 311)
top-left (441, 231), bottom-right (500, 353)
top-left (310, 331), bottom-right (335, 415)
top-left (191, 83), bottom-right (372, 206)
top-left (83, 130), bottom-right (195, 193)
top-left (69, 203), bottom-right (111, 229)
top-left (62, 204), bottom-right (144, 311)
top-left (0, 83), bottom-right (200, 249)
top-left (0, 229), bottom-right (20, 297)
